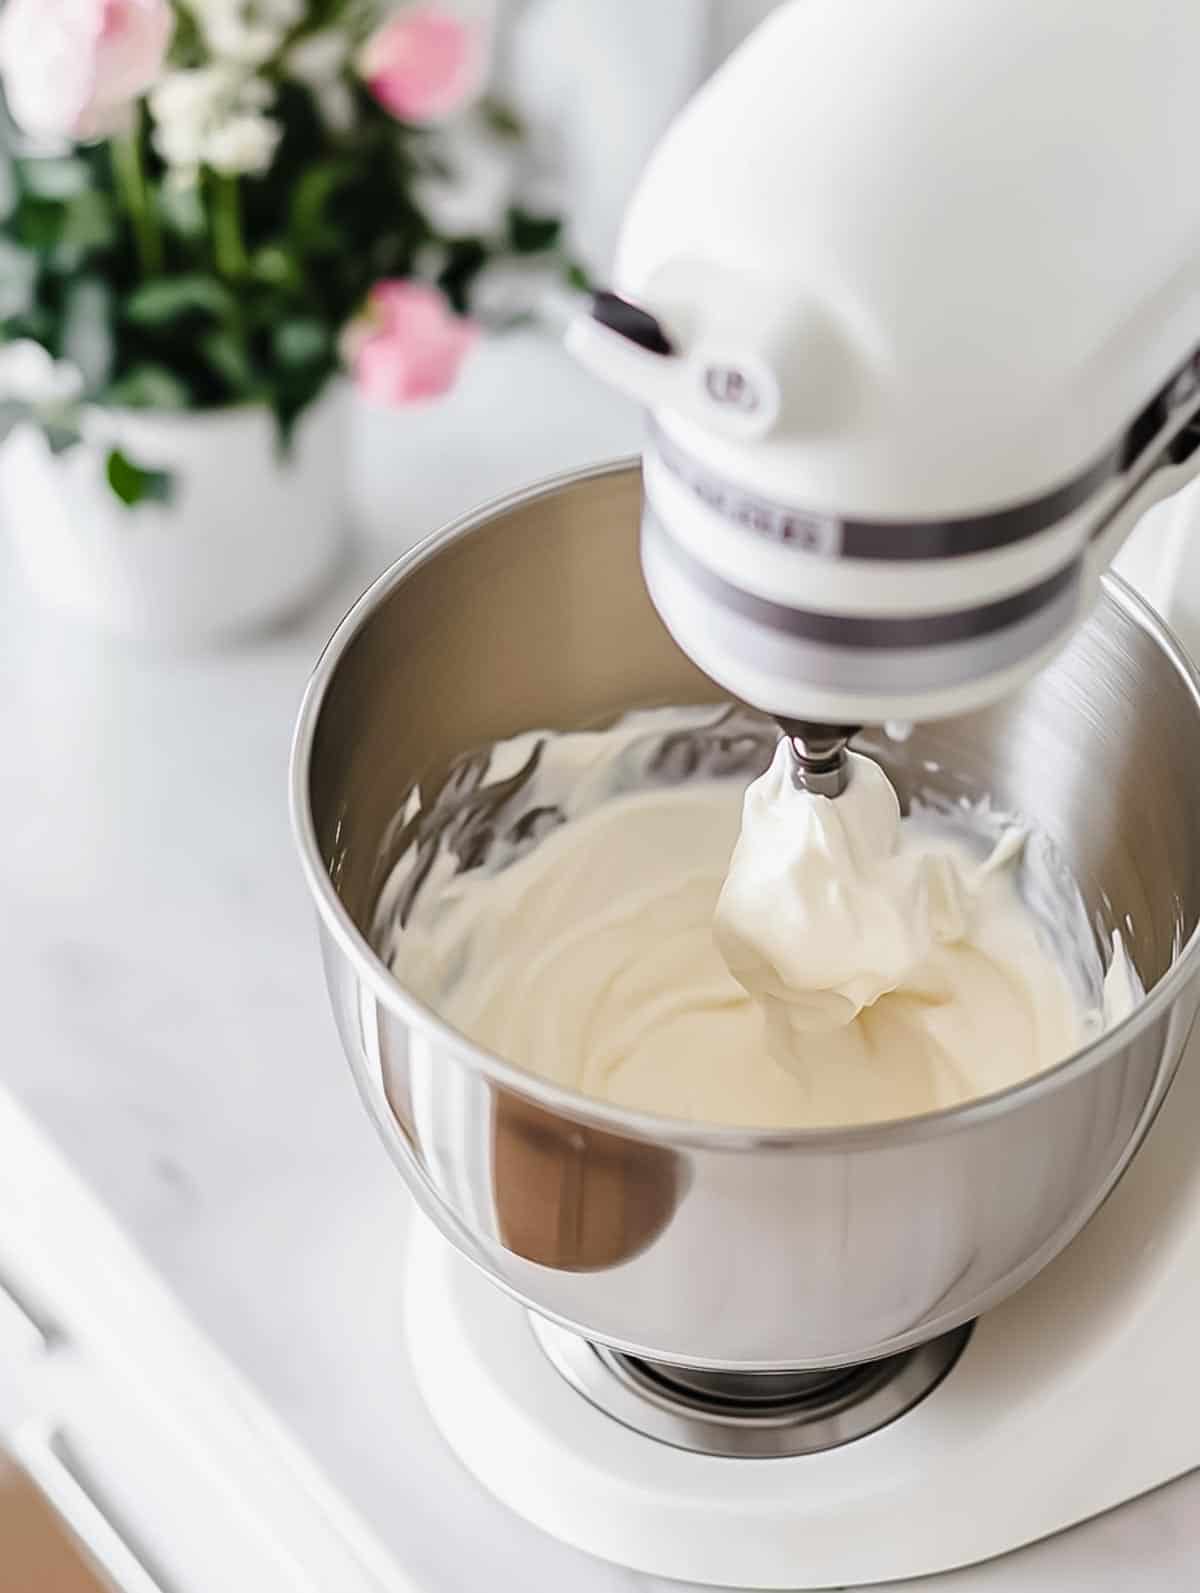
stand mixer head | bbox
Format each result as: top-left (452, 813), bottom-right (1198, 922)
top-left (568, 0), bottom-right (1200, 762)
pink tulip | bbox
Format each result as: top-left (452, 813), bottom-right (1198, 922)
top-left (359, 6), bottom-right (485, 125)
top-left (0, 0), bottom-right (173, 143)
top-left (346, 280), bottom-right (479, 405)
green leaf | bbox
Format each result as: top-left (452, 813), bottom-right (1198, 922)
top-left (200, 328), bottom-right (257, 397)
top-left (268, 393), bottom-right (305, 457)
top-left (250, 245), bottom-right (301, 288)
top-left (46, 422), bottom-right (81, 456)
top-left (0, 397), bottom-right (29, 444)
top-left (126, 275), bottom-right (237, 327)
top-left (0, 239), bottom-right (36, 320)
top-left (105, 448), bottom-right (174, 508)
top-left (166, 5), bottom-right (206, 64)
top-left (103, 364), bottom-right (191, 409)
top-left (158, 179), bottom-right (207, 240)
top-left (14, 196), bottom-right (65, 258)
top-left (565, 260), bottom-right (592, 294)
top-left (3, 305), bottom-right (54, 346)
top-left (56, 188), bottom-right (117, 266)
top-left (438, 237), bottom-right (488, 313)
top-left (289, 161), bottom-right (351, 247)
top-left (507, 207), bottom-right (562, 255)
top-left (479, 98), bottom-right (525, 140)
top-left (20, 158), bottom-right (89, 201)
top-left (0, 155), bottom-right (16, 223)
top-left (61, 278), bottom-right (113, 392)
top-left (272, 318), bottom-right (330, 367)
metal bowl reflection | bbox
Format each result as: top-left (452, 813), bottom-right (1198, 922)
top-left (291, 461), bottom-right (1200, 1370)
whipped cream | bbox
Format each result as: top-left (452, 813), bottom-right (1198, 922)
top-left (377, 710), bottom-right (1138, 1129)
top-left (716, 744), bottom-right (1132, 1107)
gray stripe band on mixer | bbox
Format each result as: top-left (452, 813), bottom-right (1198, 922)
top-left (642, 509), bottom-right (1082, 647)
top-left (641, 511), bottom-right (1083, 694)
top-left (648, 423), bottom-right (1119, 561)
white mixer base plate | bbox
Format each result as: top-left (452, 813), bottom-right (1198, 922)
top-left (407, 1036), bottom-right (1200, 1588)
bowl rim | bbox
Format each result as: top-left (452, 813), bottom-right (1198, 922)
top-left (289, 456), bottom-right (1200, 1153)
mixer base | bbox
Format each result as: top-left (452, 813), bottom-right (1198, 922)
top-left (529, 1312), bottom-right (972, 1458)
top-left (406, 1032), bottom-right (1200, 1587)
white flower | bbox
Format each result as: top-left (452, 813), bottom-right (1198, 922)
top-left (188, 0), bottom-right (303, 67)
top-left (257, 0), bottom-right (305, 29)
top-left (187, 0), bottom-right (301, 66)
top-left (285, 28), bottom-right (349, 86)
top-left (150, 64), bottom-right (239, 126)
top-left (284, 28), bottom-right (354, 131)
top-left (236, 75), bottom-right (274, 111)
top-left (188, 0), bottom-right (298, 15)
top-left (149, 68), bottom-right (224, 170)
top-left (415, 124), bottom-right (515, 238)
top-left (163, 163), bottom-right (201, 194)
top-left (150, 63), bottom-right (279, 178)
top-left (204, 14), bottom-right (283, 68)
top-left (470, 260), bottom-right (574, 327)
top-left (315, 81), bottom-right (356, 134)
top-left (202, 112), bottom-right (282, 176)
top-left (0, 341), bottom-right (83, 406)
top-left (150, 118), bottom-right (204, 171)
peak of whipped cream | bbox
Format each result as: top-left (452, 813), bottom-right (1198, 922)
top-left (715, 742), bottom-right (1135, 1090)
top-left (716, 747), bottom-right (980, 1034)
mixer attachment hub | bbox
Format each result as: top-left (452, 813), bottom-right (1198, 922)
top-left (778, 720), bottom-right (860, 797)
top-left (530, 1315), bottom-right (972, 1459)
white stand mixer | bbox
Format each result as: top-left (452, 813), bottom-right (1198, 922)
top-left (409, 2), bottom-right (1200, 1581)
top-left (291, 1), bottom-right (1200, 1584)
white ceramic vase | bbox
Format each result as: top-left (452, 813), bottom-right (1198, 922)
top-left (0, 385), bottom-right (347, 646)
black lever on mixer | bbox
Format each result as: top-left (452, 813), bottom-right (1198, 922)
top-left (590, 291), bottom-right (677, 357)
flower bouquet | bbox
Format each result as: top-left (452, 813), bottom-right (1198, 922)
top-left (0, 0), bottom-right (573, 642)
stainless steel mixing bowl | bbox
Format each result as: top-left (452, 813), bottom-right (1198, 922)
top-left (290, 461), bottom-right (1200, 1371)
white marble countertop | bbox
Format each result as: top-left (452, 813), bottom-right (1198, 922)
top-left (2, 330), bottom-right (1199, 1591)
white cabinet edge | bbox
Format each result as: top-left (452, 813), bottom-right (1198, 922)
top-left (0, 1087), bottom-right (416, 1593)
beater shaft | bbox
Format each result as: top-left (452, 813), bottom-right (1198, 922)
top-left (777, 720), bottom-right (859, 797)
